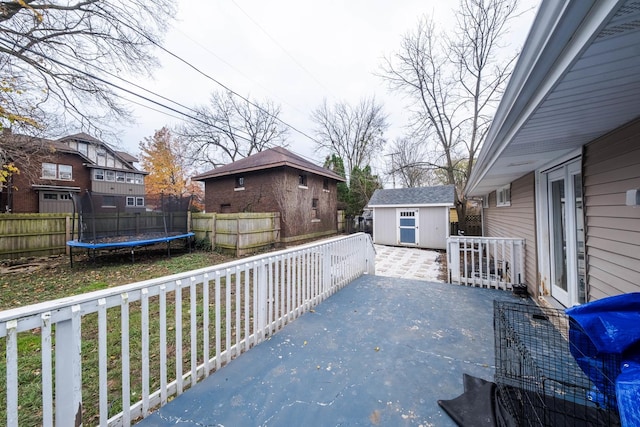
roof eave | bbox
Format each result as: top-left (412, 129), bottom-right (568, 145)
top-left (465, 0), bottom-right (624, 196)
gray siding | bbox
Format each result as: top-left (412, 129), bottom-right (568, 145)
top-left (483, 172), bottom-right (538, 296)
top-left (583, 118), bottom-right (640, 301)
top-left (92, 181), bottom-right (145, 196)
top-left (372, 207), bottom-right (396, 245)
top-left (418, 207), bottom-right (448, 250)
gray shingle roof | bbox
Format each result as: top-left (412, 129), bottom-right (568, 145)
top-left (192, 146), bottom-right (345, 182)
top-left (367, 185), bottom-right (455, 206)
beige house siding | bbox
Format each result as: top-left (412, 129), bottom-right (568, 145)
top-left (583, 118), bottom-right (640, 301)
top-left (483, 172), bottom-right (538, 296)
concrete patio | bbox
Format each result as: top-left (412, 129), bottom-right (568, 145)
top-left (137, 274), bottom-right (527, 426)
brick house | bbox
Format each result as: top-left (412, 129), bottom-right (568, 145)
top-left (192, 147), bottom-right (345, 243)
top-left (1, 132), bottom-right (146, 213)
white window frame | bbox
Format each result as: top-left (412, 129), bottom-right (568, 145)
top-left (136, 197), bottom-right (145, 207)
top-left (94, 169), bottom-right (105, 180)
top-left (116, 171), bottom-right (126, 183)
top-left (496, 184), bottom-right (511, 207)
top-left (58, 164), bottom-right (72, 180)
top-left (42, 163), bottom-right (57, 179)
top-left (105, 170), bottom-right (115, 181)
top-left (126, 196), bottom-right (135, 207)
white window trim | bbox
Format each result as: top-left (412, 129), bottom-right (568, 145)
top-left (496, 184), bottom-right (511, 207)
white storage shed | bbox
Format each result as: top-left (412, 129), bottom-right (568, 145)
top-left (367, 185), bottom-right (455, 250)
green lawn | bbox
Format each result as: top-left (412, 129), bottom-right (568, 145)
top-left (0, 246), bottom-right (238, 425)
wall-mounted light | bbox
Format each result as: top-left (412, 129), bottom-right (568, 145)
top-left (626, 189), bottom-right (640, 206)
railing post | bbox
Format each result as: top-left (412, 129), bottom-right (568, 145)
top-left (365, 234), bottom-right (375, 275)
top-left (323, 243), bottom-right (331, 294)
top-left (447, 238), bottom-right (461, 283)
top-left (55, 305), bottom-right (83, 427)
top-left (257, 259), bottom-right (268, 338)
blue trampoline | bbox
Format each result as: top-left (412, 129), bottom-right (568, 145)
top-left (67, 192), bottom-right (194, 266)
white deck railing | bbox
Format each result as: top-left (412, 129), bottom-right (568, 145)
top-left (0, 233), bottom-right (375, 427)
top-left (447, 236), bottom-right (525, 290)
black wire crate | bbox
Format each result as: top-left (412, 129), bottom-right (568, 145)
top-left (493, 301), bottom-right (621, 426)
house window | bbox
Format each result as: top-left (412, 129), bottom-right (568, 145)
top-left (126, 196), bottom-right (135, 206)
top-left (134, 174), bottom-right (144, 184)
top-left (311, 198), bottom-right (319, 221)
top-left (42, 163), bottom-right (72, 180)
top-left (496, 185), bottom-right (511, 207)
top-left (235, 176), bottom-right (245, 190)
top-left (42, 163), bottom-right (57, 179)
top-left (77, 142), bottom-right (88, 156)
top-left (323, 178), bottom-right (329, 191)
top-left (298, 174), bottom-right (308, 188)
top-left (58, 165), bottom-right (72, 180)
top-left (94, 169), bottom-right (105, 180)
top-left (60, 193), bottom-right (71, 200)
top-left (126, 173), bottom-right (135, 183)
top-left (43, 193), bottom-right (58, 200)
top-left (102, 196), bottom-right (116, 207)
top-left (136, 197), bottom-right (145, 207)
top-left (116, 171), bottom-right (125, 183)
top-left (105, 170), bottom-right (115, 181)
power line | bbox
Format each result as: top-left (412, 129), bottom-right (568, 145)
top-left (229, 0), bottom-right (337, 99)
top-left (141, 33), bottom-right (320, 145)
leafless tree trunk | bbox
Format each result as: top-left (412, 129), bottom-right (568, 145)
top-left (179, 91), bottom-right (289, 169)
top-left (380, 0), bottom-right (520, 232)
top-left (311, 96), bottom-right (388, 179)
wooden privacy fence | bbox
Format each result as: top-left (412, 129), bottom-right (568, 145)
top-left (0, 214), bottom-right (76, 260)
top-left (0, 213), bottom-right (281, 260)
top-left (191, 212), bottom-right (281, 256)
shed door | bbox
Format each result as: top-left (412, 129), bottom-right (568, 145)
top-left (398, 209), bottom-right (418, 245)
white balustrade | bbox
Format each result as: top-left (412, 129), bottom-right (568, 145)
top-left (447, 236), bottom-right (525, 290)
top-left (0, 233), bottom-right (375, 426)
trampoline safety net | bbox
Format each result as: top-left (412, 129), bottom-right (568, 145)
top-left (73, 192), bottom-right (191, 243)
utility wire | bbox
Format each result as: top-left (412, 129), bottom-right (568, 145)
top-left (142, 34), bottom-right (320, 145)
top-left (229, 0), bottom-right (337, 99)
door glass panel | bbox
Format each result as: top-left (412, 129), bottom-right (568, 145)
top-left (574, 173), bottom-right (586, 304)
top-left (551, 179), bottom-right (567, 292)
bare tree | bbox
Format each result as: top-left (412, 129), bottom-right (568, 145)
top-left (311, 96), bottom-right (388, 178)
top-left (0, 0), bottom-right (175, 193)
top-left (380, 0), bottom-right (520, 229)
top-left (179, 91), bottom-right (289, 169)
top-left (387, 137), bottom-right (436, 188)
top-left (0, 0), bottom-right (176, 135)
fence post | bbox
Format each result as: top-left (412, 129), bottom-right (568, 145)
top-left (55, 305), bottom-right (83, 426)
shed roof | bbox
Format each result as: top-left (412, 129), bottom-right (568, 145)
top-left (192, 146), bottom-right (345, 182)
top-left (367, 185), bottom-right (455, 207)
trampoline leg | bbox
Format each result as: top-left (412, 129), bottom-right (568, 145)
top-left (131, 248), bottom-right (135, 263)
top-left (69, 246), bottom-right (74, 268)
top-left (167, 240), bottom-right (171, 258)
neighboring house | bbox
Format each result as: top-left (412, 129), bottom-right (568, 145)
top-left (465, 0), bottom-right (640, 307)
top-left (192, 147), bottom-right (345, 243)
top-left (1, 132), bottom-right (146, 213)
top-left (367, 185), bottom-right (455, 250)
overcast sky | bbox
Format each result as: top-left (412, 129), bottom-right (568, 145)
top-left (119, 0), bottom-right (539, 184)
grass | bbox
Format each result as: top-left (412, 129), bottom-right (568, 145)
top-left (0, 244), bottom-right (239, 425)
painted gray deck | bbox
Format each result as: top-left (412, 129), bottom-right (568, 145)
top-left (136, 275), bottom-right (527, 426)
